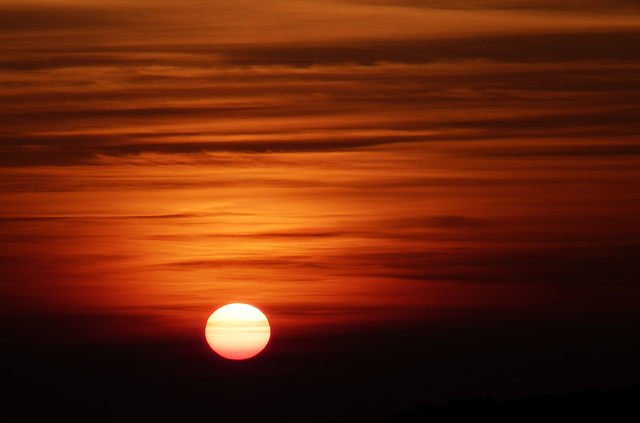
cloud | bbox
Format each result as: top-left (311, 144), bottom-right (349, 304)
top-left (215, 31), bottom-right (640, 67)
top-left (6, 30), bottom-right (639, 71)
top-left (347, 0), bottom-right (640, 13)
top-left (0, 4), bottom-right (139, 33)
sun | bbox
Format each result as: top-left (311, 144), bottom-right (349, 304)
top-left (205, 303), bottom-right (271, 360)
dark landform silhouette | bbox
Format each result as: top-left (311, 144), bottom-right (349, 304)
top-left (2, 340), bottom-right (639, 423)
top-left (342, 383), bottom-right (640, 423)
top-left (3, 312), bottom-right (640, 423)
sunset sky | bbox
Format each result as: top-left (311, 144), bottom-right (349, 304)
top-left (2, 1), bottom-right (640, 421)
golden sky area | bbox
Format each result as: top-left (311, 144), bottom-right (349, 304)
top-left (1, 0), bottom-right (640, 347)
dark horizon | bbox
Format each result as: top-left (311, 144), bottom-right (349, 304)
top-left (4, 306), bottom-right (640, 422)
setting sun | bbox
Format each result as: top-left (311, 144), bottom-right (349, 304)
top-left (205, 304), bottom-right (271, 360)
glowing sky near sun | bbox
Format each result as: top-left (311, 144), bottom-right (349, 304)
top-left (1, 0), bottom-right (639, 342)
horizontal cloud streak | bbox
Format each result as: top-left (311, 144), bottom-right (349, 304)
top-left (1, 0), bottom-right (639, 339)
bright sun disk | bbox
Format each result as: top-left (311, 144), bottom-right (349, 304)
top-left (205, 303), bottom-right (271, 360)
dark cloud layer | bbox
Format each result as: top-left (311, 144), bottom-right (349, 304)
top-left (0, 5), bottom-right (139, 33)
top-left (350, 0), bottom-right (640, 12)
top-left (3, 31), bottom-right (640, 71)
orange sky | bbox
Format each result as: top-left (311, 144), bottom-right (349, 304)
top-left (1, 0), bottom-right (640, 344)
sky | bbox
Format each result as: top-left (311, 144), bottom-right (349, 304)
top-left (1, 1), bottom-right (640, 421)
